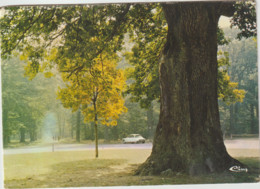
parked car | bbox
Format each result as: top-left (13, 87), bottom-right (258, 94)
top-left (122, 134), bottom-right (145, 144)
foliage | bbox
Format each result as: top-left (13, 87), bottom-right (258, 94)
top-left (125, 4), bottom-right (244, 108)
top-left (231, 1), bottom-right (257, 39)
top-left (217, 51), bottom-right (245, 105)
top-left (220, 31), bottom-right (258, 134)
top-left (125, 4), bottom-right (166, 108)
top-left (1, 3), bottom-right (255, 109)
top-left (1, 5), bottom-right (131, 145)
top-left (1, 57), bottom-right (56, 144)
top-left (57, 53), bottom-right (127, 126)
top-left (217, 26), bottom-right (230, 45)
top-left (1, 5), bottom-right (130, 76)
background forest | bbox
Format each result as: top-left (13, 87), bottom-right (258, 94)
top-left (2, 24), bottom-right (258, 146)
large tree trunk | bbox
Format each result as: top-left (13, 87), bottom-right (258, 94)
top-left (229, 104), bottom-right (235, 137)
top-left (136, 2), bottom-right (242, 175)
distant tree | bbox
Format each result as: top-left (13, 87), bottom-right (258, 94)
top-left (1, 57), bottom-right (52, 144)
top-left (231, 1), bottom-right (256, 39)
top-left (221, 33), bottom-right (258, 135)
top-left (217, 51), bottom-right (245, 104)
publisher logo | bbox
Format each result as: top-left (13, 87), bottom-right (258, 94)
top-left (229, 166), bottom-right (248, 173)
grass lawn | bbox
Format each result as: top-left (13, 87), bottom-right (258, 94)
top-left (3, 148), bottom-right (260, 188)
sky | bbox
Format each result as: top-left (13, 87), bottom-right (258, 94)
top-left (219, 16), bottom-right (232, 28)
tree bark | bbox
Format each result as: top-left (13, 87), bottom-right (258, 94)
top-left (30, 130), bottom-right (36, 142)
top-left (20, 128), bottom-right (26, 143)
top-left (3, 109), bottom-right (10, 145)
top-left (255, 103), bottom-right (259, 120)
top-left (58, 114), bottom-right (62, 139)
top-left (93, 93), bottom-right (99, 158)
top-left (250, 103), bottom-right (255, 134)
top-left (29, 121), bottom-right (37, 142)
top-left (4, 135), bottom-right (10, 146)
top-left (94, 114), bottom-right (98, 158)
top-left (84, 124), bottom-right (88, 140)
top-left (229, 104), bottom-right (234, 137)
top-left (254, 104), bottom-right (259, 133)
top-left (147, 103), bottom-right (154, 139)
top-left (136, 2), bottom-right (242, 175)
top-left (90, 122), bottom-right (95, 140)
top-left (30, 130), bottom-right (33, 142)
top-left (76, 109), bottom-right (81, 142)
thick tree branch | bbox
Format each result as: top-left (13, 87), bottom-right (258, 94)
top-left (217, 1), bottom-right (236, 17)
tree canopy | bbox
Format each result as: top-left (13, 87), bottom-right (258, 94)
top-left (0, 3), bottom-right (256, 102)
top-left (57, 52), bottom-right (127, 126)
top-left (1, 57), bottom-right (58, 144)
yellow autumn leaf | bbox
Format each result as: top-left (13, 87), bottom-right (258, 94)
top-left (44, 72), bottom-right (54, 78)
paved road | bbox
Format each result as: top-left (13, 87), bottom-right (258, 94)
top-left (3, 143), bottom-right (153, 154)
top-left (224, 138), bottom-right (259, 149)
top-left (3, 138), bottom-right (259, 155)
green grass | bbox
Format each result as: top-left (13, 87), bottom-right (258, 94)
top-left (3, 149), bottom-right (260, 188)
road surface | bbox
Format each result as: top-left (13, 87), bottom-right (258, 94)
top-left (3, 138), bottom-right (259, 155)
top-left (3, 143), bottom-right (152, 154)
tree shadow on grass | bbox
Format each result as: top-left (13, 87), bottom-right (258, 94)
top-left (4, 157), bottom-right (260, 188)
top-left (4, 158), bottom-right (127, 188)
top-left (233, 157), bottom-right (260, 182)
top-left (47, 158), bottom-right (128, 186)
